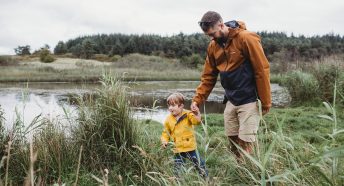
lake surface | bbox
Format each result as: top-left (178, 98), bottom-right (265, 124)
top-left (0, 81), bottom-right (290, 128)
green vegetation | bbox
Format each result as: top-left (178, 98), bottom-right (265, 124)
top-left (54, 41), bottom-right (68, 55)
top-left (14, 45), bottom-right (31, 56)
top-left (271, 61), bottom-right (344, 105)
top-left (0, 55), bottom-right (17, 66)
top-left (56, 32), bottom-right (344, 64)
top-left (0, 76), bottom-right (343, 185)
top-left (1, 29), bottom-right (344, 185)
top-left (0, 54), bottom-right (202, 82)
top-left (39, 48), bottom-right (56, 63)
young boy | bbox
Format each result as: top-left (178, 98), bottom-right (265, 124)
top-left (161, 92), bottom-right (208, 178)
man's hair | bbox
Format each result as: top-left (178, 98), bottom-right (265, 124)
top-left (199, 11), bottom-right (223, 32)
top-left (167, 92), bottom-right (185, 106)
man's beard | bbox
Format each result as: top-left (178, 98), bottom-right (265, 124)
top-left (214, 32), bottom-right (227, 46)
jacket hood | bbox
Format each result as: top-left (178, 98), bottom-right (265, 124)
top-left (224, 20), bottom-right (246, 30)
top-left (224, 20), bottom-right (246, 39)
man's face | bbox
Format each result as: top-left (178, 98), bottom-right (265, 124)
top-left (205, 22), bottom-right (224, 40)
top-left (205, 22), bottom-right (227, 45)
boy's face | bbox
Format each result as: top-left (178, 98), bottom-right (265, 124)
top-left (168, 103), bottom-right (184, 117)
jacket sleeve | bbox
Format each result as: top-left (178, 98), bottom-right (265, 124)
top-left (187, 112), bottom-right (201, 126)
top-left (161, 119), bottom-right (171, 143)
top-left (192, 45), bottom-right (219, 106)
top-left (243, 32), bottom-right (272, 109)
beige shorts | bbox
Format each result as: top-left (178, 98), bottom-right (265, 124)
top-left (223, 101), bottom-right (260, 142)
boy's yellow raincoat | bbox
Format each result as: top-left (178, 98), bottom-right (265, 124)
top-left (161, 110), bottom-right (201, 153)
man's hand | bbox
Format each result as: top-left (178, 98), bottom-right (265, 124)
top-left (191, 102), bottom-right (199, 113)
top-left (161, 141), bottom-right (168, 148)
top-left (262, 107), bottom-right (270, 115)
top-left (191, 102), bottom-right (202, 122)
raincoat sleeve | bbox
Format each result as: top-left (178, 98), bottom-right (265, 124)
top-left (161, 119), bottom-right (171, 143)
top-left (187, 112), bottom-right (201, 126)
top-left (192, 45), bottom-right (219, 106)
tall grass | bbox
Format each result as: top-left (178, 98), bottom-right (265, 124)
top-left (273, 63), bottom-right (344, 106)
top-left (279, 70), bottom-right (319, 104)
top-left (75, 74), bottom-right (139, 171)
top-left (0, 75), bottom-right (343, 185)
top-left (0, 74), bottom-right (141, 184)
top-left (129, 88), bottom-right (343, 185)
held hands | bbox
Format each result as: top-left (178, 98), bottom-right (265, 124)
top-left (191, 102), bottom-right (201, 122)
top-left (191, 102), bottom-right (199, 114)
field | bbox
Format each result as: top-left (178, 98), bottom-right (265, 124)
top-left (0, 54), bottom-right (344, 185)
top-left (0, 54), bottom-right (201, 82)
top-left (0, 75), bottom-right (343, 185)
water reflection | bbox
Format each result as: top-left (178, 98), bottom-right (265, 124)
top-left (131, 96), bottom-right (225, 124)
top-left (0, 81), bottom-right (289, 127)
top-left (0, 92), bottom-right (77, 129)
top-left (0, 82), bottom-right (226, 127)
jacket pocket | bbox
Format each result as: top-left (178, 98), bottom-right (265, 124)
top-left (183, 134), bottom-right (196, 149)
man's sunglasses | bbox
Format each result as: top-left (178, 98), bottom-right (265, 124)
top-left (198, 21), bottom-right (214, 28)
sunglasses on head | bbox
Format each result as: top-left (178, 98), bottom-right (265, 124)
top-left (198, 21), bottom-right (214, 28)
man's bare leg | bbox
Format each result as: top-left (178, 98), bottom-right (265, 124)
top-left (228, 136), bottom-right (254, 160)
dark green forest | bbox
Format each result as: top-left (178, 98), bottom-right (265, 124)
top-left (53, 32), bottom-right (344, 62)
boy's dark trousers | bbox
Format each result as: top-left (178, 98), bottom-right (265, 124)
top-left (174, 150), bottom-right (208, 177)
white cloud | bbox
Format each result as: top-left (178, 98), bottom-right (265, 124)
top-left (0, 0), bottom-right (343, 54)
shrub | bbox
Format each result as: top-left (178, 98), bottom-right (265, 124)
top-left (311, 64), bottom-right (341, 103)
top-left (109, 55), bottom-right (121, 62)
top-left (280, 70), bottom-right (319, 104)
top-left (39, 49), bottom-right (55, 63)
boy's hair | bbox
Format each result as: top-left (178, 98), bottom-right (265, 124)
top-left (198, 11), bottom-right (223, 32)
top-left (167, 92), bottom-right (185, 106)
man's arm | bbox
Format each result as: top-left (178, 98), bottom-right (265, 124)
top-left (192, 46), bottom-right (219, 109)
top-left (243, 32), bottom-right (272, 114)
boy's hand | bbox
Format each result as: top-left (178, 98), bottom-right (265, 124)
top-left (161, 141), bottom-right (168, 148)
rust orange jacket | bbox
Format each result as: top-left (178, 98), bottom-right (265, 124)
top-left (192, 21), bottom-right (271, 110)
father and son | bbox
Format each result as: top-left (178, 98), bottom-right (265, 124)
top-left (160, 11), bottom-right (271, 178)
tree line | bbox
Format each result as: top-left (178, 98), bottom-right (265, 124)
top-left (16, 32), bottom-right (344, 63)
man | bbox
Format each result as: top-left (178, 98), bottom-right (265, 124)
top-left (191, 11), bottom-right (271, 158)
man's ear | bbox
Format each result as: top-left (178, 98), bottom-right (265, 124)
top-left (220, 22), bottom-right (225, 29)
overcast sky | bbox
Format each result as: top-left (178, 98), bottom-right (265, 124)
top-left (0, 0), bottom-right (343, 55)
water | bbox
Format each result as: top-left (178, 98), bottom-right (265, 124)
top-left (0, 81), bottom-right (290, 127)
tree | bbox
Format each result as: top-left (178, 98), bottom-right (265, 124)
top-left (81, 39), bottom-right (96, 59)
top-left (14, 45), bottom-right (31, 55)
top-left (109, 40), bottom-right (124, 56)
top-left (70, 44), bottom-right (82, 58)
top-left (124, 38), bottom-right (137, 54)
top-left (54, 41), bottom-right (68, 55)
